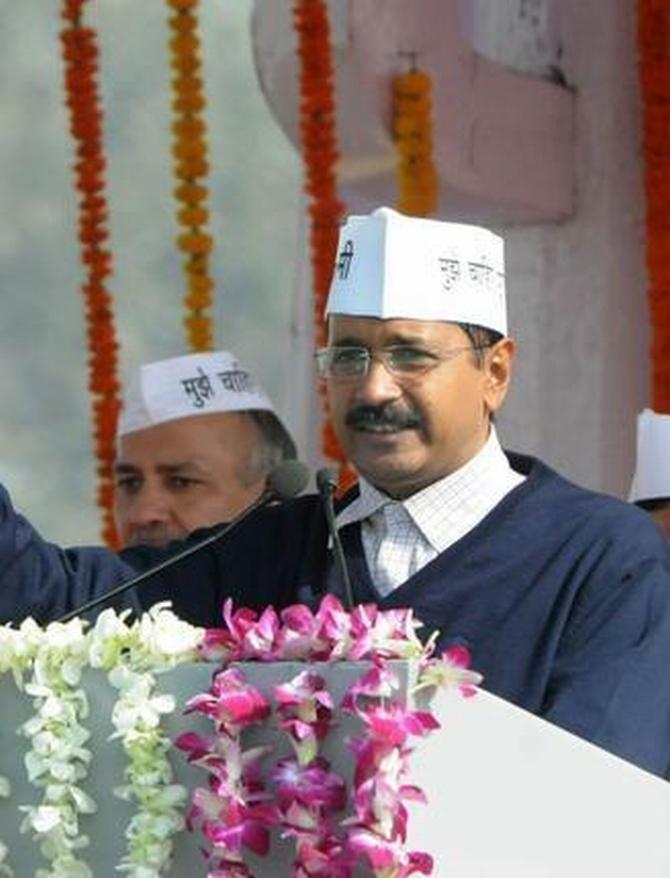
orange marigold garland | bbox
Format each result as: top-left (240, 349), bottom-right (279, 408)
top-left (392, 65), bottom-right (440, 217)
top-left (166, 0), bottom-right (216, 352)
top-left (637, 0), bottom-right (670, 409)
top-left (60, 0), bottom-right (121, 547)
top-left (293, 0), bottom-right (355, 488)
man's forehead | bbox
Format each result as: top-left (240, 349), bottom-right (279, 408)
top-left (118, 411), bottom-right (253, 457)
top-left (328, 314), bottom-right (465, 342)
top-left (114, 457), bottom-right (203, 475)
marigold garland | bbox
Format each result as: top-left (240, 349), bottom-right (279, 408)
top-left (165, 0), bottom-right (216, 352)
top-left (60, 0), bottom-right (121, 548)
top-left (293, 0), bottom-right (356, 490)
top-left (392, 67), bottom-right (440, 217)
top-left (637, 0), bottom-right (670, 409)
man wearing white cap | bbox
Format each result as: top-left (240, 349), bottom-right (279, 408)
top-left (629, 408), bottom-right (670, 538)
top-left (0, 207), bottom-right (668, 777)
top-left (114, 351), bottom-right (296, 547)
top-left (142, 207), bottom-right (670, 774)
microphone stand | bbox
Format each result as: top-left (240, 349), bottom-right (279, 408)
top-left (56, 487), bottom-right (276, 623)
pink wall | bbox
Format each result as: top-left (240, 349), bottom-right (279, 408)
top-left (499, 0), bottom-right (649, 497)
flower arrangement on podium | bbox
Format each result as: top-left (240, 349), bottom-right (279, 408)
top-left (0, 598), bottom-right (481, 877)
top-left (0, 605), bottom-right (204, 877)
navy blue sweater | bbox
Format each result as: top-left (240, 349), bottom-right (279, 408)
top-left (1, 454), bottom-right (669, 774)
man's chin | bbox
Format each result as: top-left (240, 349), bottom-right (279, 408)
top-left (125, 531), bottom-right (181, 549)
top-left (348, 426), bottom-right (420, 453)
top-left (353, 450), bottom-right (429, 497)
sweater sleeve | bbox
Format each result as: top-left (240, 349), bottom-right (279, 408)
top-left (542, 521), bottom-right (670, 776)
top-left (0, 483), bottom-right (140, 625)
top-left (0, 486), bottom-right (326, 629)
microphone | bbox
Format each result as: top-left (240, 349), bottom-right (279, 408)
top-left (264, 459), bottom-right (310, 503)
top-left (56, 460), bottom-right (310, 623)
top-left (316, 466), bottom-right (355, 610)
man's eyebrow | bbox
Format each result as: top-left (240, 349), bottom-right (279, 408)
top-left (156, 462), bottom-right (204, 476)
top-left (114, 462), bottom-right (140, 476)
top-left (330, 336), bottom-right (365, 347)
top-left (384, 333), bottom-right (431, 346)
top-left (331, 333), bottom-right (430, 347)
top-left (113, 461), bottom-right (204, 476)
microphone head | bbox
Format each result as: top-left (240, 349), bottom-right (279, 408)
top-left (267, 460), bottom-right (310, 501)
top-left (316, 466), bottom-right (338, 495)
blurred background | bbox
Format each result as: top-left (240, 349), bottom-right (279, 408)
top-left (0, 0), bottom-right (656, 542)
top-left (0, 1), bottom-right (301, 541)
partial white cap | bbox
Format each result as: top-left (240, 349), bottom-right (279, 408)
top-left (629, 408), bottom-right (670, 502)
top-left (325, 206), bottom-right (507, 335)
top-left (118, 351), bottom-right (275, 437)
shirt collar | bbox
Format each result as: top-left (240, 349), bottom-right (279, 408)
top-left (336, 426), bottom-right (521, 551)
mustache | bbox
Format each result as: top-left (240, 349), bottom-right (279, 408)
top-left (345, 402), bottom-right (423, 431)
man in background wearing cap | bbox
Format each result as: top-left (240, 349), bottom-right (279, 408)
top-left (114, 351), bottom-right (297, 547)
top-left (629, 408), bottom-right (670, 538)
top-left (0, 207), bottom-right (668, 776)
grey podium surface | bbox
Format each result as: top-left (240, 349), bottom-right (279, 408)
top-left (0, 661), bottom-right (668, 876)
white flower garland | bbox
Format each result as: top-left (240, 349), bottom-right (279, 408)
top-left (89, 605), bottom-right (203, 877)
top-left (0, 604), bottom-right (203, 878)
top-left (0, 618), bottom-right (45, 877)
top-left (18, 618), bottom-right (96, 878)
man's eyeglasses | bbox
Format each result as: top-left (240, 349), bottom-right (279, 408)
top-left (314, 344), bottom-right (490, 380)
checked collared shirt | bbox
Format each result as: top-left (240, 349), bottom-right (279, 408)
top-left (336, 427), bottom-right (525, 597)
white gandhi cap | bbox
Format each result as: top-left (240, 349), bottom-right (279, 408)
top-left (118, 350), bottom-right (276, 437)
top-left (325, 206), bottom-right (507, 335)
top-left (629, 408), bottom-right (670, 503)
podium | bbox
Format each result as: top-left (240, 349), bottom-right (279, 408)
top-left (1, 660), bottom-right (669, 876)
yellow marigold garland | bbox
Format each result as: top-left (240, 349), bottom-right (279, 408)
top-left (293, 0), bottom-right (356, 489)
top-left (166, 0), bottom-right (215, 352)
top-left (637, 0), bottom-right (670, 410)
top-left (60, 0), bottom-right (121, 547)
top-left (392, 67), bottom-right (440, 217)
